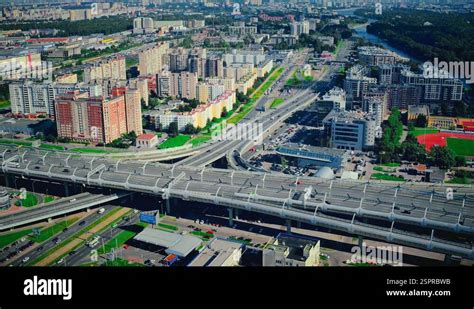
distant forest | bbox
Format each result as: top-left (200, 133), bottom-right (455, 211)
top-left (0, 16), bottom-right (134, 36)
top-left (355, 8), bottom-right (474, 62)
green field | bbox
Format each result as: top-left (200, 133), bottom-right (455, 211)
top-left (189, 135), bottom-right (211, 147)
top-left (70, 148), bottom-right (110, 154)
top-left (371, 173), bottom-right (405, 182)
top-left (157, 223), bottom-right (178, 231)
top-left (43, 195), bottom-right (55, 203)
top-left (0, 139), bottom-right (32, 147)
top-left (190, 230), bottom-right (214, 240)
top-left (39, 144), bottom-right (66, 151)
top-left (0, 229), bottom-right (33, 248)
top-left (270, 98), bottom-right (284, 109)
top-left (97, 229), bottom-right (137, 255)
top-left (158, 135), bottom-right (191, 149)
top-left (409, 127), bottom-right (439, 137)
top-left (447, 138), bottom-right (474, 157)
top-left (15, 192), bottom-right (38, 207)
top-left (29, 218), bottom-right (79, 243)
top-left (373, 166), bottom-right (397, 173)
top-left (380, 162), bottom-right (401, 167)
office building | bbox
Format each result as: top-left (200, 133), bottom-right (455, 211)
top-left (323, 110), bottom-right (378, 151)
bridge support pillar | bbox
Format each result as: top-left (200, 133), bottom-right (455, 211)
top-left (443, 254), bottom-right (461, 265)
top-left (47, 218), bottom-right (52, 223)
top-left (4, 174), bottom-right (11, 188)
top-left (358, 236), bottom-right (364, 249)
top-left (165, 198), bottom-right (171, 214)
top-left (64, 183), bottom-right (69, 196)
top-left (228, 208), bottom-right (234, 227)
top-left (286, 219), bottom-right (292, 233)
top-left (296, 221), bottom-right (301, 228)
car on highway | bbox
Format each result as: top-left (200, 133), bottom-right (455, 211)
top-left (79, 221), bottom-right (86, 226)
top-left (56, 258), bottom-right (65, 265)
top-left (22, 257), bottom-right (30, 263)
top-left (98, 208), bottom-right (105, 214)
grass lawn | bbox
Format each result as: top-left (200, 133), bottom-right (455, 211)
top-left (0, 229), bottom-right (33, 248)
top-left (70, 148), bottom-right (110, 154)
top-left (380, 162), bottom-right (401, 167)
top-left (0, 139), bottom-right (33, 147)
top-left (158, 135), bottom-right (191, 149)
top-left (447, 138), bottom-right (474, 157)
top-left (409, 127), bottom-right (439, 137)
top-left (29, 218), bottom-right (79, 243)
top-left (190, 230), bottom-right (214, 240)
top-left (371, 173), bottom-right (405, 182)
top-left (157, 223), bottom-right (178, 231)
top-left (373, 166), bottom-right (397, 173)
top-left (97, 229), bottom-right (137, 255)
top-left (44, 195), bottom-right (55, 203)
top-left (446, 176), bottom-right (470, 184)
top-left (270, 98), bottom-right (284, 109)
top-left (16, 192), bottom-right (38, 207)
top-left (189, 135), bottom-right (211, 147)
top-left (39, 144), bottom-right (65, 151)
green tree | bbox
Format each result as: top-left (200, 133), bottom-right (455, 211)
top-left (429, 146), bottom-right (456, 169)
top-left (168, 122), bottom-right (179, 137)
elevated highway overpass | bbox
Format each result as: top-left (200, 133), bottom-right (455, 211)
top-left (0, 145), bottom-right (473, 259)
top-left (0, 192), bottom-right (126, 230)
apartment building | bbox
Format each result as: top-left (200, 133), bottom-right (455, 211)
top-left (83, 55), bottom-right (126, 83)
top-left (138, 42), bottom-right (169, 76)
top-left (55, 92), bottom-right (128, 144)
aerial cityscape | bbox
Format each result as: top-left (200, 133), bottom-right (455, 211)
top-left (0, 0), bottom-right (473, 271)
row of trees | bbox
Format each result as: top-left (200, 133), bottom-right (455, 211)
top-left (0, 16), bottom-right (134, 37)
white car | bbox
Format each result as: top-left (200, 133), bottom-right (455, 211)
top-left (22, 256), bottom-right (30, 263)
top-left (57, 258), bottom-right (65, 264)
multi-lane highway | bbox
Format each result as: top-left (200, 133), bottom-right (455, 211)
top-left (0, 145), bottom-right (472, 258)
top-left (4, 205), bottom-right (119, 266)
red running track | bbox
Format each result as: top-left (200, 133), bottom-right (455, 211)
top-left (417, 132), bottom-right (474, 150)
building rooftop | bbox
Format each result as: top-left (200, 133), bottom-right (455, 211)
top-left (188, 238), bottom-right (242, 267)
top-left (277, 142), bottom-right (347, 157)
top-left (133, 228), bottom-right (201, 257)
top-left (269, 233), bottom-right (320, 262)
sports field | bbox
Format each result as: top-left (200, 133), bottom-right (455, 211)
top-left (416, 132), bottom-right (474, 156)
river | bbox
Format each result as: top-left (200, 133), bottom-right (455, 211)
top-left (334, 8), bottom-right (419, 62)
